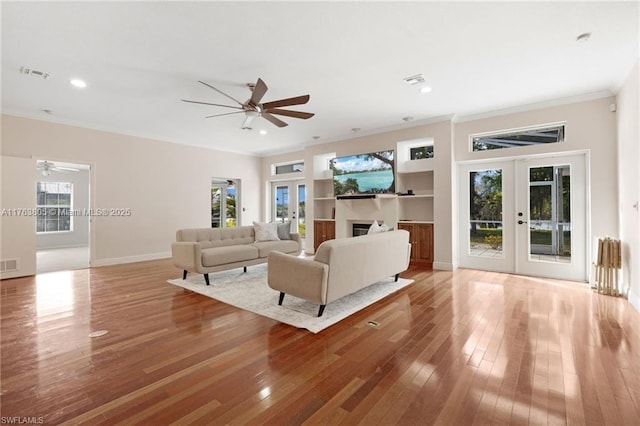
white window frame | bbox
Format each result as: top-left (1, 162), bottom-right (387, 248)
top-left (36, 181), bottom-right (73, 233)
top-left (470, 122), bottom-right (566, 152)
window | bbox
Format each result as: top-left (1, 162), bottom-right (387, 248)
top-left (472, 124), bottom-right (565, 152)
top-left (410, 145), bottom-right (434, 160)
top-left (36, 182), bottom-right (72, 232)
top-left (274, 161), bottom-right (304, 175)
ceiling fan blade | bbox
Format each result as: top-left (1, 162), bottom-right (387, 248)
top-left (265, 109), bottom-right (314, 119)
top-left (262, 113), bottom-right (288, 128)
top-left (198, 80), bottom-right (244, 106)
top-left (182, 99), bottom-right (243, 110)
top-left (205, 111), bottom-right (247, 119)
top-left (248, 78), bottom-right (268, 108)
top-left (261, 94), bottom-right (310, 110)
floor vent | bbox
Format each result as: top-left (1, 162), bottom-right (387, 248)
top-left (0, 259), bottom-right (19, 272)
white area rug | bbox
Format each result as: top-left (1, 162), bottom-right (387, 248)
top-left (167, 263), bottom-right (414, 333)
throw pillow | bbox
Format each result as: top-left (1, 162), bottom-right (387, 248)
top-left (273, 221), bottom-right (292, 240)
top-left (253, 221), bottom-right (280, 242)
top-left (367, 220), bottom-right (383, 234)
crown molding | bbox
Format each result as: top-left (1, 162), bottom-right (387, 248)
top-left (453, 90), bottom-right (614, 124)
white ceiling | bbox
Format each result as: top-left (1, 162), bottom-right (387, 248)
top-left (2, 1), bottom-right (638, 157)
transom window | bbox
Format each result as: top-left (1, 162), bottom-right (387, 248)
top-left (274, 161), bottom-right (304, 175)
top-left (472, 124), bottom-right (565, 152)
top-left (410, 145), bottom-right (434, 160)
top-left (36, 182), bottom-right (72, 233)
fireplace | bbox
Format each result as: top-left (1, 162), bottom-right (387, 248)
top-left (352, 223), bottom-right (371, 237)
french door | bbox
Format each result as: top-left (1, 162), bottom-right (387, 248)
top-left (458, 153), bottom-right (587, 281)
top-left (211, 178), bottom-right (239, 228)
top-left (271, 180), bottom-right (306, 237)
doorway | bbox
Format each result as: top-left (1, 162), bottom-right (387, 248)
top-left (458, 153), bottom-right (587, 281)
top-left (35, 160), bottom-right (91, 274)
top-left (211, 178), bottom-right (239, 228)
top-left (271, 180), bottom-right (306, 237)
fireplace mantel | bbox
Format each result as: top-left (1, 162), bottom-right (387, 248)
top-left (334, 195), bottom-right (399, 239)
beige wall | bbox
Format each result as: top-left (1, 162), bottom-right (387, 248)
top-left (263, 96), bottom-right (620, 275)
top-left (1, 92), bottom-right (627, 281)
top-left (1, 156), bottom-right (37, 278)
top-left (262, 120), bottom-right (455, 268)
top-left (616, 60), bottom-right (640, 311)
top-left (1, 115), bottom-right (262, 269)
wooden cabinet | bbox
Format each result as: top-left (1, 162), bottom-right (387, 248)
top-left (314, 220), bottom-right (336, 251)
top-left (397, 222), bottom-right (433, 267)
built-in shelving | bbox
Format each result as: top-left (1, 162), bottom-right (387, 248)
top-left (396, 169), bottom-right (434, 223)
top-left (312, 162), bottom-right (336, 220)
top-left (309, 143), bottom-right (436, 262)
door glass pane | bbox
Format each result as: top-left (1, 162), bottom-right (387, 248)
top-left (225, 184), bottom-right (236, 227)
top-left (469, 169), bottom-right (503, 257)
top-left (275, 185), bottom-right (289, 222)
top-left (529, 165), bottom-right (571, 263)
top-left (298, 184), bottom-right (306, 237)
top-left (211, 186), bottom-right (222, 227)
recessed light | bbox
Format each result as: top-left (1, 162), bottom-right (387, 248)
top-left (259, 130), bottom-right (267, 135)
top-left (420, 86), bottom-right (432, 94)
top-left (70, 79), bottom-right (87, 88)
top-left (576, 32), bottom-right (591, 43)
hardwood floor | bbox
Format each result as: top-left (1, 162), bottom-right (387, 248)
top-left (1, 260), bottom-right (639, 425)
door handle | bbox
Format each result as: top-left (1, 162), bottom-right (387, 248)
top-left (518, 220), bottom-right (528, 225)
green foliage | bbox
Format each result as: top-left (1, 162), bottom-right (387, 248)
top-left (484, 234), bottom-right (502, 249)
top-left (334, 177), bottom-right (360, 195)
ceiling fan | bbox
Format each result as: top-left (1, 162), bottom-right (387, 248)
top-left (182, 78), bottom-right (314, 129)
top-left (37, 160), bottom-right (79, 176)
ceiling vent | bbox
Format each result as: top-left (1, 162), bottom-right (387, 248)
top-left (403, 73), bottom-right (425, 85)
top-left (20, 66), bottom-right (51, 80)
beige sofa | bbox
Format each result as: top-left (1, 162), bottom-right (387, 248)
top-left (172, 226), bottom-right (301, 285)
top-left (267, 230), bottom-right (411, 316)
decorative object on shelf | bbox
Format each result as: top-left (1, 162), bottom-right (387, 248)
top-left (593, 237), bottom-right (622, 296)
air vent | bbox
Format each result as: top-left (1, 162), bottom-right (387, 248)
top-left (1, 259), bottom-right (19, 272)
top-left (403, 73), bottom-right (425, 85)
top-left (20, 66), bottom-right (51, 80)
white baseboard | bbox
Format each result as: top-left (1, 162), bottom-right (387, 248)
top-left (629, 288), bottom-right (640, 314)
top-left (37, 243), bottom-right (88, 250)
top-left (92, 251), bottom-right (171, 267)
top-left (433, 261), bottom-right (456, 271)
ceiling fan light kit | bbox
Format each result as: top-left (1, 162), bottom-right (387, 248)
top-left (37, 160), bottom-right (80, 176)
top-left (183, 78), bottom-right (314, 129)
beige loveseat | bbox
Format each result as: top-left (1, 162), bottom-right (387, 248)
top-left (172, 225), bottom-right (301, 285)
top-left (267, 230), bottom-right (411, 317)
